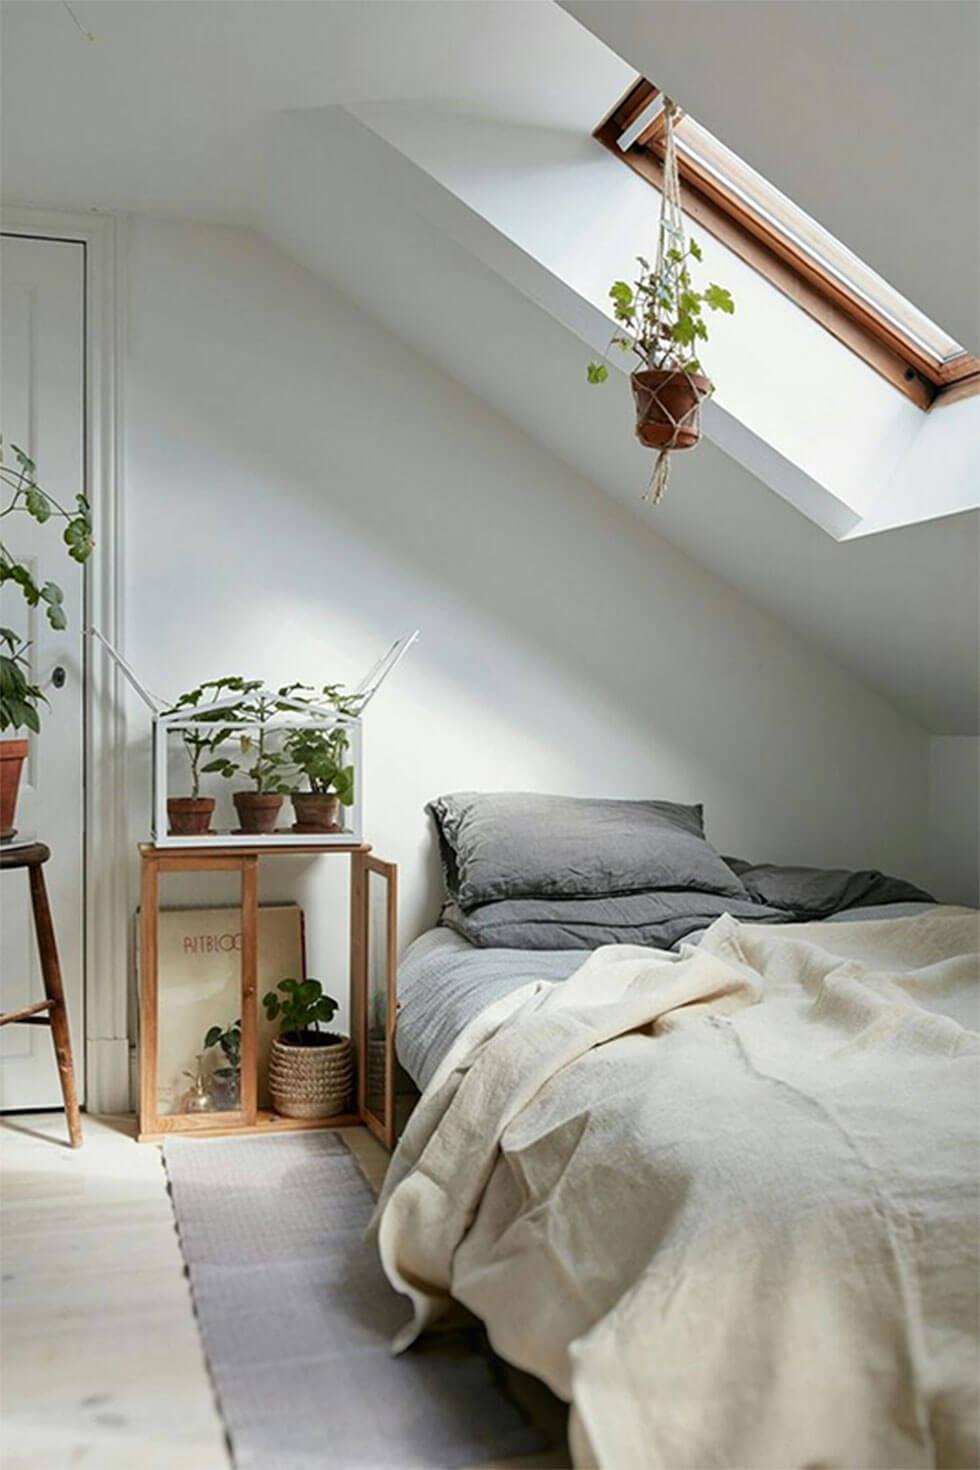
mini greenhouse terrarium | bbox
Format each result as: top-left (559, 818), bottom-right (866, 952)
top-left (91, 630), bottom-right (417, 847)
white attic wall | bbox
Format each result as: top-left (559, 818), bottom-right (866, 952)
top-left (928, 739), bottom-right (980, 907)
top-left (120, 214), bottom-right (932, 974)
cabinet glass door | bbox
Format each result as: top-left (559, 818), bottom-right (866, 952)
top-left (354, 854), bottom-right (397, 1147)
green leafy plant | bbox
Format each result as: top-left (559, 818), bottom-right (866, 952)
top-left (283, 725), bottom-right (354, 804)
top-left (586, 239), bottom-right (735, 385)
top-left (0, 627), bottom-right (47, 734)
top-left (204, 686), bottom-right (295, 794)
top-left (263, 977), bottom-right (339, 1046)
top-left (203, 1018), bottom-right (241, 1079)
top-left (165, 676), bottom-right (259, 797)
top-left (0, 438), bottom-right (93, 631)
top-left (204, 681), bottom-right (358, 795)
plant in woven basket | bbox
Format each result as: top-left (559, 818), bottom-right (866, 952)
top-left (263, 978), bottom-right (352, 1121)
top-left (585, 99), bottom-right (735, 502)
top-left (263, 978), bottom-right (339, 1045)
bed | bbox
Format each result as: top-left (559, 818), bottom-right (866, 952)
top-left (376, 794), bottom-right (979, 1469)
top-left (396, 901), bottom-right (937, 1091)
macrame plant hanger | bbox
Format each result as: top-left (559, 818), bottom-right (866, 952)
top-left (635, 98), bottom-right (710, 504)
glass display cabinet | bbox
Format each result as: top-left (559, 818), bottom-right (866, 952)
top-left (138, 844), bottom-right (399, 1146)
top-left (356, 855), bottom-right (398, 1148)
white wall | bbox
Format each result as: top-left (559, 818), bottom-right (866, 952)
top-left (122, 214), bottom-right (931, 1026)
top-left (928, 738), bottom-right (979, 907)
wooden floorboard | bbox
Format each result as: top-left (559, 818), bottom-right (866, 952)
top-left (0, 1112), bottom-right (569, 1469)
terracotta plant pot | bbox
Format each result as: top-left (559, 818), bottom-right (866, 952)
top-left (631, 369), bottom-right (712, 450)
top-left (167, 796), bottom-right (216, 836)
top-left (268, 1033), bottom-right (353, 1120)
top-left (232, 791), bottom-right (284, 835)
top-left (0, 738), bottom-right (29, 841)
top-left (291, 791), bottom-right (341, 834)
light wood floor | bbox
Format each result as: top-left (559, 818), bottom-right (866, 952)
top-left (0, 1112), bottom-right (568, 1470)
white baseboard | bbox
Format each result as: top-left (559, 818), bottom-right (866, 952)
top-left (86, 1037), bottom-right (132, 1114)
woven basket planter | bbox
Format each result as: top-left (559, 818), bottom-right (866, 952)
top-left (268, 1033), bottom-right (353, 1120)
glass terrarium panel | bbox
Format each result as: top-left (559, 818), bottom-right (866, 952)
top-left (152, 902), bottom-right (305, 1117)
top-left (364, 865), bottom-right (394, 1129)
top-left (158, 709), bottom-right (360, 842)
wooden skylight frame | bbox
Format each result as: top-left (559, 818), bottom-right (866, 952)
top-left (596, 80), bottom-right (980, 410)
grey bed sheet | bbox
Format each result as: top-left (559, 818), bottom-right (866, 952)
top-left (395, 903), bottom-right (935, 1092)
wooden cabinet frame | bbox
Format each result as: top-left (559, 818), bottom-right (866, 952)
top-left (352, 852), bottom-right (398, 1149)
top-left (137, 841), bottom-right (397, 1144)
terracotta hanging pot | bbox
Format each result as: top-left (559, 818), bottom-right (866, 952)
top-left (631, 368), bottom-right (712, 450)
top-left (291, 792), bottom-right (341, 833)
top-left (233, 791), bottom-right (284, 835)
top-left (0, 738), bottom-right (29, 841)
top-left (167, 796), bottom-right (216, 836)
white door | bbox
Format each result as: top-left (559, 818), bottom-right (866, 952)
top-left (0, 234), bottom-right (86, 1109)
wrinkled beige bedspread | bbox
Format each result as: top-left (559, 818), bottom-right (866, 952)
top-left (375, 908), bottom-right (980, 1469)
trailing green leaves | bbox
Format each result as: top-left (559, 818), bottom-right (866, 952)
top-left (585, 237), bottom-right (735, 385)
top-left (0, 439), bottom-right (94, 672)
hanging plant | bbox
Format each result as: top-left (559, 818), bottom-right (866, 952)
top-left (587, 99), bottom-right (735, 502)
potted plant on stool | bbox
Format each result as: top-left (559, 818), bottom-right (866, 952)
top-left (0, 630), bottom-right (46, 840)
top-left (0, 439), bottom-right (93, 837)
top-left (283, 725), bottom-right (355, 833)
top-left (263, 977), bottom-right (352, 1119)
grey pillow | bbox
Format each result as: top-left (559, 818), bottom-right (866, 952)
top-left (441, 889), bottom-right (786, 951)
top-left (427, 792), bottom-right (746, 910)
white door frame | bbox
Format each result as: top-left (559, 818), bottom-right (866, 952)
top-left (2, 207), bottom-right (130, 1113)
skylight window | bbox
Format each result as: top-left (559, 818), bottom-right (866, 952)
top-left (597, 81), bottom-right (979, 408)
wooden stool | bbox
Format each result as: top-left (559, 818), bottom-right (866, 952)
top-left (0, 842), bottom-right (82, 1147)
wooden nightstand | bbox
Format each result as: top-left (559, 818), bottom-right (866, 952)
top-left (137, 842), bottom-right (397, 1147)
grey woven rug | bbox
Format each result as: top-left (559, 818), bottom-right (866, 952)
top-left (163, 1131), bottom-right (547, 1470)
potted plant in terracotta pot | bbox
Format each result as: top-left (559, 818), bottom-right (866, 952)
top-left (586, 100), bottom-right (735, 502)
top-left (263, 977), bottom-right (352, 1119)
top-left (0, 439), bottom-right (93, 837)
top-left (283, 724), bottom-right (354, 833)
top-left (587, 243), bottom-right (734, 447)
top-left (205, 687), bottom-right (293, 834)
top-left (0, 630), bottom-right (46, 840)
top-left (164, 676), bottom-right (251, 836)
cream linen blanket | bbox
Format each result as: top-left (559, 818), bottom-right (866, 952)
top-left (375, 909), bottom-right (980, 1469)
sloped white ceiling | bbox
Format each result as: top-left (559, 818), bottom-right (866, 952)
top-left (257, 107), bottom-right (979, 735)
top-left (563, 0), bottom-right (980, 357)
top-left (2, 0), bottom-right (976, 732)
